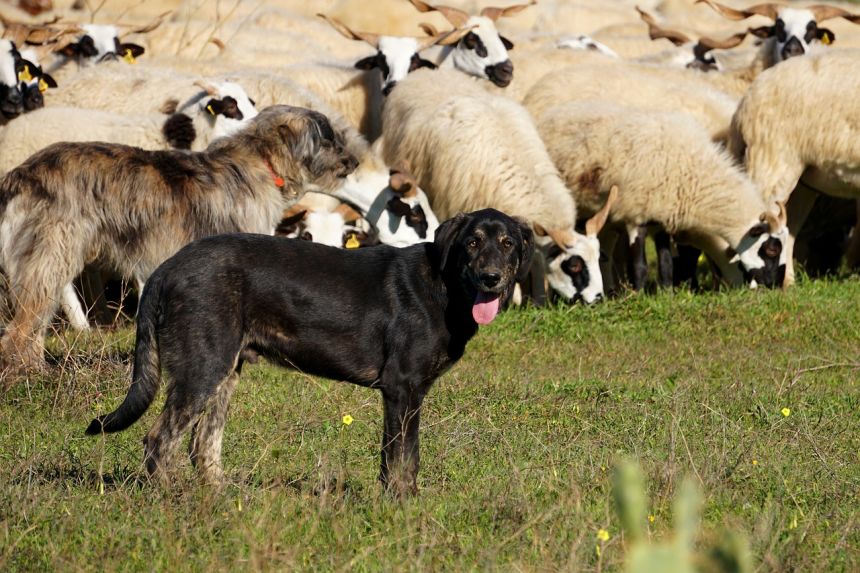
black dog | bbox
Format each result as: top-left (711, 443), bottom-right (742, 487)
top-left (87, 209), bottom-right (533, 494)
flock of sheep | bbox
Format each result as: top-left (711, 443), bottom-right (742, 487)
top-left (0, 0), bottom-right (859, 348)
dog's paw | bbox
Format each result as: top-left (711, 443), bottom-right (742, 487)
top-left (162, 113), bottom-right (196, 150)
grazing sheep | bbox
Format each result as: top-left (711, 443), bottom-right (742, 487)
top-left (0, 39), bottom-right (25, 122)
top-left (729, 48), bottom-right (860, 286)
top-left (537, 101), bottom-right (789, 290)
top-left (276, 199), bottom-right (377, 249)
top-left (0, 80), bottom-right (258, 176)
top-left (380, 68), bottom-right (611, 303)
top-left (0, 105), bottom-right (358, 378)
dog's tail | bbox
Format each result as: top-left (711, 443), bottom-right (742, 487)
top-left (85, 277), bottom-right (163, 436)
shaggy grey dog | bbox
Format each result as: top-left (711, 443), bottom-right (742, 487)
top-left (0, 105), bottom-right (357, 380)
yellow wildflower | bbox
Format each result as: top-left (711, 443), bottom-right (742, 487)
top-left (648, 514), bottom-right (655, 523)
top-left (752, 459), bottom-right (758, 466)
top-left (781, 407), bottom-right (791, 417)
top-left (342, 414), bottom-right (354, 426)
top-left (597, 529), bottom-right (610, 542)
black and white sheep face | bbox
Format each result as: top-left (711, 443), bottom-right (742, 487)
top-left (751, 8), bottom-right (834, 62)
top-left (733, 222), bottom-right (788, 288)
top-left (451, 16), bottom-right (514, 87)
top-left (277, 210), bottom-right (377, 248)
top-left (0, 40), bottom-right (25, 120)
top-left (355, 36), bottom-right (436, 96)
top-left (202, 82), bottom-right (259, 140)
top-left (61, 25), bottom-right (145, 66)
top-left (545, 234), bottom-right (605, 304)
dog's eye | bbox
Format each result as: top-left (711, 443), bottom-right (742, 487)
top-left (502, 237), bottom-right (514, 249)
top-left (467, 238), bottom-right (478, 249)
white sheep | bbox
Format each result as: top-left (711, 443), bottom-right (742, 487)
top-left (0, 80), bottom-right (257, 176)
top-left (379, 67), bottom-right (615, 303)
top-left (728, 48), bottom-right (860, 286)
top-left (537, 101), bottom-right (789, 289)
top-left (332, 145), bottom-right (440, 247)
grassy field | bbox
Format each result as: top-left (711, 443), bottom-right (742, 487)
top-left (1, 279), bottom-right (858, 572)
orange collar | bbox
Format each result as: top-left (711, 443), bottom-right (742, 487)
top-left (265, 159), bottom-right (285, 188)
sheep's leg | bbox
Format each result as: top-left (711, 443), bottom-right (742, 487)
top-left (845, 200), bottom-right (860, 270)
top-left (654, 231), bottom-right (673, 289)
top-left (61, 282), bottom-right (90, 331)
top-left (626, 224), bottom-right (648, 291)
top-left (673, 244), bottom-right (701, 290)
top-left (783, 185), bottom-right (818, 287)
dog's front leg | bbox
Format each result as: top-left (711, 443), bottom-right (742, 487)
top-left (379, 386), bottom-right (426, 497)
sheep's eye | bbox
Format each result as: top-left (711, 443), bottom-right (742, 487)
top-left (301, 231), bottom-right (313, 241)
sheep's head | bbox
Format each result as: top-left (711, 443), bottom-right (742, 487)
top-left (195, 80), bottom-right (258, 138)
top-left (318, 14), bottom-right (472, 96)
top-left (697, 0), bottom-right (860, 62)
top-left (277, 203), bottom-right (377, 248)
top-left (0, 40), bottom-right (25, 119)
top-left (408, 0), bottom-right (535, 87)
top-left (544, 186), bottom-right (618, 304)
top-left (637, 6), bottom-right (749, 71)
top-left (17, 49), bottom-right (57, 111)
top-left (384, 159), bottom-right (439, 242)
top-left (56, 24), bottom-right (143, 65)
top-left (730, 201), bottom-right (788, 288)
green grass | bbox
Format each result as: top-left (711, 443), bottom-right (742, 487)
top-left (1, 279), bottom-right (859, 572)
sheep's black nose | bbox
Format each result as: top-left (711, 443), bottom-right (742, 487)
top-left (781, 37), bottom-right (805, 59)
top-left (485, 60), bottom-right (513, 87)
top-left (7, 89), bottom-right (22, 106)
top-left (480, 272), bottom-right (501, 287)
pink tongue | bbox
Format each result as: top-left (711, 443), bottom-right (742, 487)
top-left (472, 292), bottom-right (501, 325)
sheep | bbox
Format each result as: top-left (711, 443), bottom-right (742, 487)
top-left (379, 67), bottom-right (614, 303)
top-left (405, 0), bottom-right (534, 88)
top-left (728, 48), bottom-right (860, 286)
top-left (0, 79), bottom-right (258, 176)
top-left (697, 0), bottom-right (860, 63)
top-left (522, 61), bottom-right (737, 142)
top-left (332, 148), bottom-right (440, 247)
top-left (634, 6), bottom-right (751, 72)
top-left (536, 101), bottom-right (789, 290)
top-left (276, 199), bottom-right (377, 249)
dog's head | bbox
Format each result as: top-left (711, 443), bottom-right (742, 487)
top-left (434, 208), bottom-right (534, 325)
top-left (249, 105), bottom-right (359, 195)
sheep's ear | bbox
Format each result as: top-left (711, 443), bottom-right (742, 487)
top-left (205, 98), bottom-right (225, 116)
top-left (119, 43), bottom-right (146, 58)
top-left (816, 27), bottom-right (835, 45)
top-left (748, 25), bottom-right (774, 39)
top-left (354, 55), bottom-right (379, 70)
top-left (40, 72), bottom-right (57, 89)
top-left (499, 35), bottom-right (514, 50)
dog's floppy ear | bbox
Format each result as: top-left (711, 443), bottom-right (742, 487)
top-left (434, 212), bottom-right (470, 270)
top-left (514, 218), bottom-right (534, 283)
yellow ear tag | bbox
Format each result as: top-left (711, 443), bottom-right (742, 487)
top-left (18, 65), bottom-right (32, 83)
top-left (821, 33), bottom-right (831, 45)
top-left (38, 78), bottom-right (49, 93)
top-left (345, 234), bottom-right (360, 249)
top-left (123, 49), bottom-right (136, 64)
top-left (206, 103), bottom-right (216, 116)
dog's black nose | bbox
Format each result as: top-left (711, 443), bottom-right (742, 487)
top-left (480, 272), bottom-right (501, 287)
